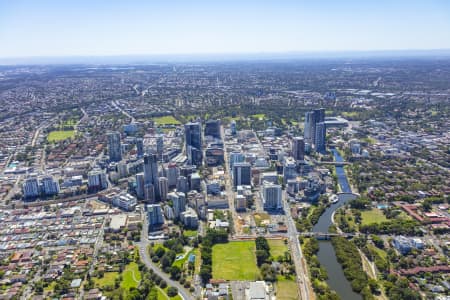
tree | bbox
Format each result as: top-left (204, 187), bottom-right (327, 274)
top-left (155, 247), bottom-right (166, 258)
top-left (34, 281), bottom-right (44, 293)
top-left (170, 266), bottom-right (181, 280)
top-left (372, 235), bottom-right (384, 249)
top-left (260, 263), bottom-right (277, 282)
top-left (350, 197), bottom-right (370, 209)
top-left (110, 287), bottom-right (124, 300)
top-left (421, 201), bottom-right (432, 212)
top-left (200, 265), bottom-right (212, 283)
top-left (256, 249), bottom-right (270, 266)
top-left (255, 237), bottom-right (270, 252)
top-left (160, 255), bottom-right (172, 268)
top-left (127, 288), bottom-right (142, 300)
top-left (368, 278), bottom-right (380, 294)
top-left (159, 280), bottom-right (167, 289)
top-left (167, 286), bottom-right (178, 297)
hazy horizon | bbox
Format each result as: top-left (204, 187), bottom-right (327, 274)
top-left (1, 0), bottom-right (450, 61)
top-left (2, 49), bottom-right (450, 66)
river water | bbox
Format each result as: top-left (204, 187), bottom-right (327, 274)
top-left (311, 149), bottom-right (362, 300)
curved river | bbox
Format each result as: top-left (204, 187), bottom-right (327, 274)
top-left (311, 149), bottom-right (362, 300)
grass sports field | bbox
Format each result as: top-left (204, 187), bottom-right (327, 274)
top-left (360, 209), bottom-right (388, 226)
top-left (212, 241), bottom-right (259, 280)
top-left (153, 115), bottom-right (181, 125)
top-left (47, 130), bottom-right (75, 142)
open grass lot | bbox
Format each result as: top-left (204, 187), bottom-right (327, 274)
top-left (47, 130), bottom-right (75, 142)
top-left (253, 212), bottom-right (270, 227)
top-left (397, 211), bottom-right (413, 221)
top-left (223, 116), bottom-right (242, 123)
top-left (153, 115), bottom-right (181, 125)
top-left (276, 276), bottom-right (298, 300)
top-left (212, 241), bottom-right (259, 280)
top-left (360, 209), bottom-right (388, 226)
top-left (44, 281), bottom-right (56, 293)
top-left (93, 271), bottom-right (118, 288)
top-left (268, 239), bottom-right (288, 258)
top-left (362, 137), bottom-right (377, 145)
top-left (341, 111), bottom-right (360, 118)
top-left (172, 249), bottom-right (193, 268)
top-left (151, 243), bottom-right (169, 253)
top-left (156, 287), bottom-right (169, 300)
top-left (367, 244), bottom-right (388, 260)
top-left (61, 119), bottom-right (78, 126)
top-left (121, 262), bottom-right (141, 291)
top-left (183, 229), bottom-right (198, 238)
top-left (251, 113), bottom-right (266, 119)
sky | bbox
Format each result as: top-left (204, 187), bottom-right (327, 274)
top-left (0, 0), bottom-right (450, 58)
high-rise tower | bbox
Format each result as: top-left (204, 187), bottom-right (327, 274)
top-left (185, 122), bottom-right (203, 166)
top-left (143, 153), bottom-right (160, 200)
top-left (107, 132), bottom-right (122, 162)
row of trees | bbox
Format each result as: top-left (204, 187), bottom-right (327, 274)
top-left (199, 229), bottom-right (228, 284)
top-left (254, 237), bottom-right (278, 282)
top-left (128, 261), bottom-right (179, 300)
top-left (300, 237), bottom-right (339, 300)
top-left (331, 237), bottom-right (378, 300)
top-left (296, 203), bottom-right (327, 232)
top-left (359, 219), bottom-right (420, 236)
top-left (255, 237), bottom-right (270, 266)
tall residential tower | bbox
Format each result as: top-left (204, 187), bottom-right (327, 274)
top-left (185, 122), bottom-right (203, 166)
top-left (107, 132), bottom-right (122, 162)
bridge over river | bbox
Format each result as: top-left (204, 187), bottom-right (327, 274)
top-left (299, 231), bottom-right (360, 240)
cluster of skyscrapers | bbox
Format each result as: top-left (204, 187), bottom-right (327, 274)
top-left (104, 119), bottom-right (228, 232)
top-left (304, 108), bottom-right (327, 152)
top-left (23, 175), bottom-right (60, 199)
top-left (184, 122), bottom-right (203, 166)
top-left (143, 153), bottom-right (160, 201)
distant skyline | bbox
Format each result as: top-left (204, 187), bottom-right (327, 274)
top-left (1, 0), bottom-right (450, 59)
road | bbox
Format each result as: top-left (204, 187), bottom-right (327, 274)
top-left (31, 119), bottom-right (53, 147)
top-left (78, 108), bottom-right (89, 126)
top-left (20, 264), bottom-right (42, 300)
top-left (137, 213), bottom-right (192, 300)
top-left (80, 217), bottom-right (106, 299)
top-left (31, 125), bottom-right (43, 147)
top-left (283, 193), bottom-right (313, 300)
top-left (220, 125), bottom-right (238, 225)
top-left (250, 127), bottom-right (312, 299)
top-left (40, 145), bottom-right (47, 171)
top-left (111, 100), bottom-right (136, 122)
top-left (2, 175), bottom-right (22, 204)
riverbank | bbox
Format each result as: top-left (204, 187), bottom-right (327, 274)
top-left (307, 148), bottom-right (362, 300)
top-left (312, 194), bottom-right (362, 300)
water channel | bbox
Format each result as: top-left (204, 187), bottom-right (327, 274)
top-left (311, 149), bottom-right (362, 300)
